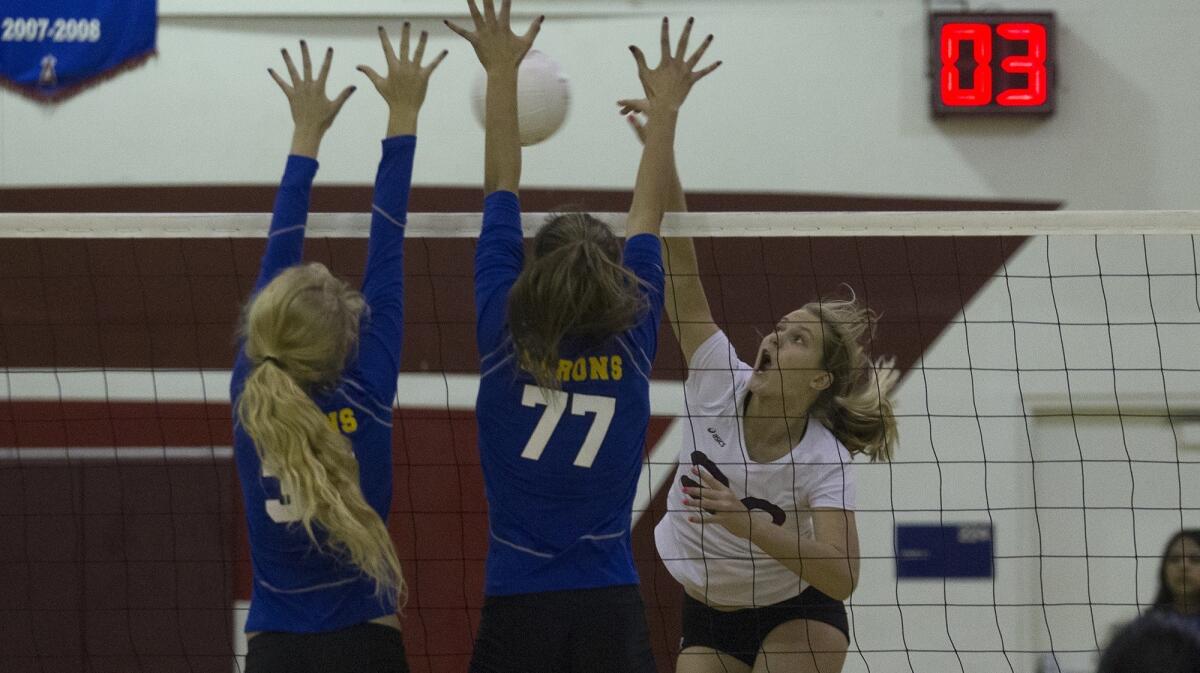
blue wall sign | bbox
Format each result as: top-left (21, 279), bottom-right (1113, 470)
top-left (896, 523), bottom-right (994, 579)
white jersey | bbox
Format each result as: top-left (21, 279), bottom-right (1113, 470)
top-left (654, 330), bottom-right (857, 607)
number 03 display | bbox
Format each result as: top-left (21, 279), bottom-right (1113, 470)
top-left (930, 12), bottom-right (1055, 115)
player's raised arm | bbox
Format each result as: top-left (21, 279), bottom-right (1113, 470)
top-left (624, 17), bottom-right (720, 240)
top-left (254, 42), bottom-right (356, 294)
top-left (232, 40), bottom-right (412, 671)
top-left (448, 0), bottom-right (543, 358)
top-left (617, 26), bottom-right (720, 364)
top-left (351, 23), bottom-right (447, 402)
top-left (446, 0), bottom-right (544, 195)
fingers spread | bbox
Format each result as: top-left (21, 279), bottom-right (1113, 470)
top-left (331, 85), bottom-right (356, 115)
top-left (268, 68), bottom-right (292, 95)
top-left (687, 34), bottom-right (713, 69)
top-left (523, 14), bottom-right (544, 43)
top-left (499, 0), bottom-right (511, 27)
top-left (467, 0), bottom-right (484, 27)
top-left (413, 30), bottom-right (428, 65)
top-left (675, 17), bottom-right (694, 61)
top-left (692, 60), bottom-right (723, 82)
top-left (356, 64), bottom-right (383, 87)
top-left (659, 17), bottom-right (671, 62)
top-left (281, 48), bottom-right (300, 84)
top-left (629, 44), bottom-right (649, 72)
top-left (444, 19), bottom-right (476, 43)
top-left (300, 40), bottom-right (312, 80)
top-left (424, 49), bottom-right (449, 75)
top-left (317, 47), bottom-right (333, 85)
top-left (378, 26), bottom-right (398, 66)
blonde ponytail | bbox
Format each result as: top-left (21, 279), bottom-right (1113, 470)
top-left (237, 263), bottom-right (405, 604)
top-left (805, 295), bottom-right (899, 462)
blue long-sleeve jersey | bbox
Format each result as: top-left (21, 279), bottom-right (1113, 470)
top-left (231, 136), bottom-right (414, 633)
top-left (474, 191), bottom-right (665, 596)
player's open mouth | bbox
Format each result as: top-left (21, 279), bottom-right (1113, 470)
top-left (756, 350), bottom-right (772, 372)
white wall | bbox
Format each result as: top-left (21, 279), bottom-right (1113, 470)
top-left (3, 0), bottom-right (1199, 209)
top-left (850, 234), bottom-right (1200, 673)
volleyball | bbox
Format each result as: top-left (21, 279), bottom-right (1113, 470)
top-left (471, 49), bottom-right (571, 146)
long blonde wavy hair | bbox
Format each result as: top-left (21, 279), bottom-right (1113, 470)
top-left (237, 262), bottom-right (405, 604)
top-left (804, 294), bottom-right (899, 462)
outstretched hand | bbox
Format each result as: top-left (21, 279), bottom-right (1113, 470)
top-left (445, 0), bottom-right (544, 73)
top-left (622, 17), bottom-right (716, 237)
top-left (629, 17), bottom-right (720, 115)
top-left (269, 41), bottom-right (356, 157)
top-left (357, 23), bottom-right (448, 134)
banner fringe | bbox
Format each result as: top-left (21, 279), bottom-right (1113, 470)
top-left (0, 49), bottom-right (158, 104)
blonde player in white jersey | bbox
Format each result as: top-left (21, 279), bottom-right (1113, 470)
top-left (618, 104), bottom-right (899, 673)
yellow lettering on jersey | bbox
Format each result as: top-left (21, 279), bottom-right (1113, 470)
top-left (588, 356), bottom-right (609, 380)
top-left (557, 359), bottom-right (574, 382)
top-left (552, 354), bottom-right (625, 382)
top-left (326, 408), bottom-right (358, 434)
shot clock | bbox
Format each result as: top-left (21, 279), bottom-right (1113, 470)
top-left (930, 12), bottom-right (1055, 116)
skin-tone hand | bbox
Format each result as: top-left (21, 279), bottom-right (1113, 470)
top-left (269, 41), bottom-right (356, 159)
top-left (357, 23), bottom-right (449, 137)
top-left (624, 17), bottom-right (720, 239)
top-left (444, 0), bottom-right (544, 74)
top-left (445, 0), bottom-right (544, 195)
top-left (681, 465), bottom-right (756, 540)
top-left (629, 17), bottom-right (720, 115)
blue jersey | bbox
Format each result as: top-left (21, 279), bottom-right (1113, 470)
top-left (474, 191), bottom-right (665, 596)
top-left (231, 136), bottom-right (414, 633)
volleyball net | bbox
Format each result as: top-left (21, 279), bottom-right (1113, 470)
top-left (1, 210), bottom-right (1198, 673)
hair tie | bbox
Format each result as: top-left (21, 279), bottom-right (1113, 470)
top-left (260, 355), bottom-right (283, 368)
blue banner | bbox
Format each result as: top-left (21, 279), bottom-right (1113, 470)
top-left (896, 523), bottom-right (994, 579)
top-left (0, 1), bottom-right (156, 103)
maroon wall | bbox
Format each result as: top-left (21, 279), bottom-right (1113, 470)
top-left (0, 185), bottom-right (1053, 672)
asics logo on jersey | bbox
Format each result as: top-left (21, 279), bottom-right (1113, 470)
top-left (706, 427), bottom-right (726, 447)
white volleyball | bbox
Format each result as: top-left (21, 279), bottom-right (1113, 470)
top-left (471, 50), bottom-right (570, 146)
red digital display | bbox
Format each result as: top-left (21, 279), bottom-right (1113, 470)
top-left (931, 12), bottom-right (1054, 115)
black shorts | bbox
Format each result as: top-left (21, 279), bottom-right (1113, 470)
top-left (469, 585), bottom-right (657, 673)
top-left (245, 622), bottom-right (409, 673)
top-left (680, 586), bottom-right (850, 667)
